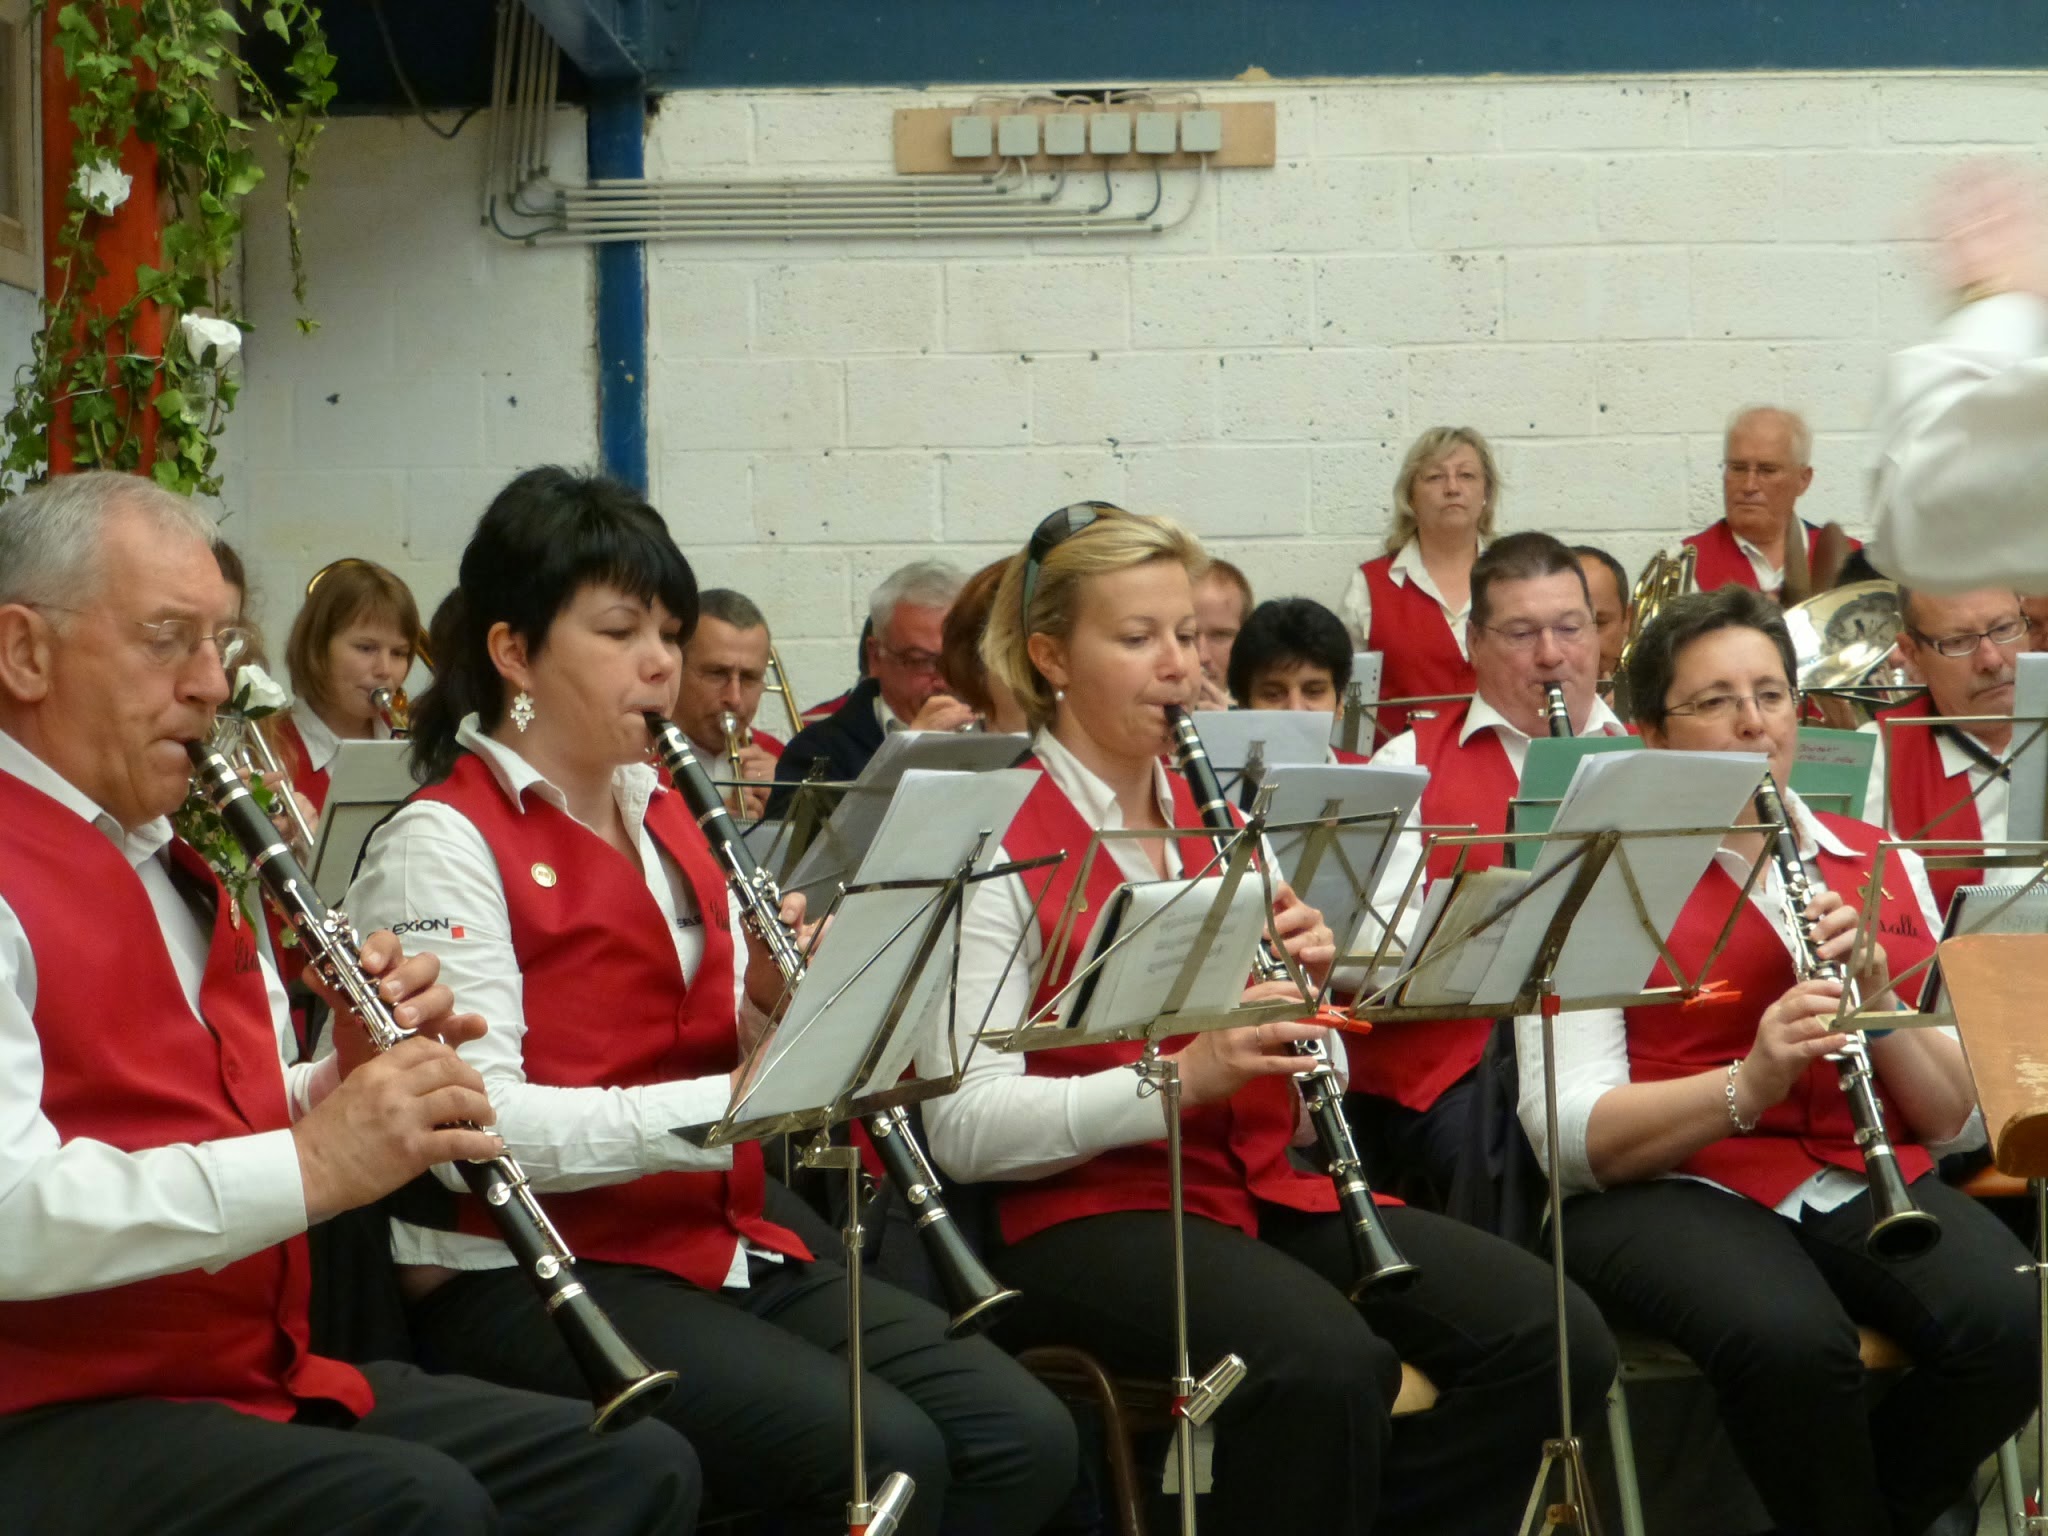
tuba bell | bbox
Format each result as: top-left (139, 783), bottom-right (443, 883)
top-left (1610, 544), bottom-right (1697, 719)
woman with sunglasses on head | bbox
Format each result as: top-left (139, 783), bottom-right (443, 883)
top-left (923, 502), bottom-right (1615, 1536)
top-left (276, 558), bottom-right (419, 815)
top-left (346, 468), bottom-right (1076, 1536)
top-left (1520, 584), bottom-right (2036, 1536)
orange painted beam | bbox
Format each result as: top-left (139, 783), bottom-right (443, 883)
top-left (40, 3), bottom-right (164, 474)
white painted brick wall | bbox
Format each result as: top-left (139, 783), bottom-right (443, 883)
top-left (221, 73), bottom-right (2048, 709)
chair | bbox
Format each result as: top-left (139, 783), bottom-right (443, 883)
top-left (1017, 1346), bottom-right (1438, 1536)
top-left (1604, 1325), bottom-right (2023, 1536)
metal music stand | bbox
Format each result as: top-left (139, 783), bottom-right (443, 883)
top-left (1940, 931), bottom-right (2048, 1533)
top-left (676, 845), bottom-right (1049, 1536)
top-left (983, 802), bottom-right (1312, 1536)
top-left (1351, 805), bottom-right (1760, 1536)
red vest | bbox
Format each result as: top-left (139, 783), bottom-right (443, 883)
top-left (417, 754), bottom-right (809, 1289)
top-left (992, 765), bottom-right (1335, 1245)
top-left (1361, 554), bottom-right (1476, 745)
top-left (1347, 702), bottom-right (1518, 1112)
top-left (271, 715), bottom-right (331, 812)
top-left (0, 770), bottom-right (371, 1421)
top-left (1874, 695), bottom-right (1988, 923)
top-left (754, 728), bottom-right (785, 761)
top-left (1680, 520), bottom-right (1857, 595)
top-left (1624, 812), bottom-right (1935, 1207)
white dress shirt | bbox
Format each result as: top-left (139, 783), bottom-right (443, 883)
top-left (1871, 291), bottom-right (2048, 593)
top-left (922, 731), bottom-right (1339, 1185)
top-left (1860, 716), bottom-right (2010, 851)
top-left (345, 718), bottom-right (751, 1280)
top-left (1367, 692), bottom-right (1626, 955)
top-left (1727, 528), bottom-right (1788, 596)
top-left (1339, 539), bottom-right (1476, 658)
top-left (0, 731), bottom-right (326, 1301)
top-left (1514, 787), bottom-right (1952, 1209)
top-left (288, 698), bottom-right (391, 775)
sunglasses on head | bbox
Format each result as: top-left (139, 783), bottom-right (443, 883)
top-left (1019, 501), bottom-right (1121, 621)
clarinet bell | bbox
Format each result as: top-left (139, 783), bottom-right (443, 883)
top-left (555, 1288), bottom-right (679, 1434)
top-left (1865, 1182), bottom-right (1942, 1263)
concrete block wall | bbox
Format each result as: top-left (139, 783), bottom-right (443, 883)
top-left (221, 112), bottom-right (597, 647)
top-left (227, 73), bottom-right (2048, 697)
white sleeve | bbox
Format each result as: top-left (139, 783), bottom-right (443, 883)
top-left (1513, 1005), bottom-right (1631, 1196)
top-left (1340, 564), bottom-right (1373, 646)
top-left (345, 803), bottom-right (734, 1191)
top-left (921, 857), bottom-right (1169, 1183)
top-left (0, 893), bottom-right (307, 1300)
top-left (1872, 293), bottom-right (2048, 593)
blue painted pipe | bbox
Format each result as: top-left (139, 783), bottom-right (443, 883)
top-left (588, 85), bottom-right (648, 494)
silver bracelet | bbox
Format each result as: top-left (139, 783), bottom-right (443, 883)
top-left (1725, 1060), bottom-right (1759, 1134)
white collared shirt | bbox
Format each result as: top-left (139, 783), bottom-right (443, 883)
top-left (346, 717), bottom-right (751, 1281)
top-left (1367, 692), bottom-right (1626, 953)
top-left (1871, 291), bottom-right (2048, 593)
top-left (1339, 539), bottom-right (1477, 658)
top-left (288, 698), bottom-right (391, 775)
top-left (0, 730), bottom-right (322, 1301)
top-left (1513, 786), bottom-right (1956, 1210)
top-left (1860, 715), bottom-right (2010, 853)
top-left (922, 730), bottom-right (1338, 1185)
top-left (1729, 528), bottom-right (1787, 595)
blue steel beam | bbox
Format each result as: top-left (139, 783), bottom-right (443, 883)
top-left (519, 0), bottom-right (644, 82)
top-left (588, 86), bottom-right (649, 494)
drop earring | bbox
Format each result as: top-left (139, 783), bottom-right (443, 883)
top-left (510, 691), bottom-right (536, 732)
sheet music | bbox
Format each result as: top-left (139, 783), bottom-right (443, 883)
top-left (781, 730), bottom-right (1029, 906)
top-left (1468, 749), bottom-right (1765, 1009)
top-left (1260, 763), bottom-right (1426, 959)
top-left (1054, 875), bottom-right (1267, 1037)
top-left (2008, 654), bottom-right (2048, 842)
top-left (1185, 710), bottom-right (1332, 777)
top-left (309, 740), bottom-right (415, 904)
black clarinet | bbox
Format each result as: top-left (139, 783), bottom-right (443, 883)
top-left (644, 714), bottom-right (1021, 1336)
top-left (1163, 705), bottom-right (1418, 1295)
top-left (1752, 774), bottom-right (1941, 1261)
top-left (1543, 681), bottom-right (1572, 739)
top-left (184, 743), bottom-right (678, 1432)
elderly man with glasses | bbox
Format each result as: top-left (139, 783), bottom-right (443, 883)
top-left (1862, 586), bottom-right (2034, 923)
top-left (764, 560), bottom-right (968, 816)
top-left (1351, 532), bottom-right (1629, 1206)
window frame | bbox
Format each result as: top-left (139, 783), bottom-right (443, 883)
top-left (0, 0), bottom-right (38, 295)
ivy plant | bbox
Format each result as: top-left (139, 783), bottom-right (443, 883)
top-left (1, 2), bottom-right (335, 499)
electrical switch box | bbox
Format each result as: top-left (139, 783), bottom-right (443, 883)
top-left (1044, 112), bottom-right (1089, 156)
top-left (1134, 112), bottom-right (1178, 154)
top-left (1089, 112), bottom-right (1132, 156)
top-left (950, 115), bottom-right (994, 159)
top-left (1180, 110), bottom-right (1224, 153)
top-left (997, 115), bottom-right (1040, 157)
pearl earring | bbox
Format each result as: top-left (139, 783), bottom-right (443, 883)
top-left (510, 691), bottom-right (536, 732)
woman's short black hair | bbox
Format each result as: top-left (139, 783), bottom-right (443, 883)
top-left (410, 466), bottom-right (697, 782)
top-left (1623, 584), bottom-right (1799, 731)
top-left (1227, 597), bottom-right (1353, 705)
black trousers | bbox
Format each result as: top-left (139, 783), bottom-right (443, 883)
top-left (1349, 1076), bottom-right (1476, 1209)
top-left (411, 1191), bottom-right (1076, 1536)
top-left (1563, 1175), bottom-right (2038, 1536)
top-left (990, 1201), bottom-right (1617, 1536)
top-left (0, 1360), bottom-right (699, 1536)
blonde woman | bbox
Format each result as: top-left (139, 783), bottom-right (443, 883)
top-left (1340, 426), bottom-right (1499, 742)
top-left (925, 500), bottom-right (1613, 1536)
top-left (275, 558), bottom-right (419, 811)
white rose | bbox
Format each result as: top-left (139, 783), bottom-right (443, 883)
top-left (73, 159), bottom-right (132, 216)
top-left (233, 663), bottom-right (287, 716)
top-left (179, 314), bottom-right (243, 369)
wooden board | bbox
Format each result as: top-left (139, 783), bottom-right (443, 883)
top-left (893, 102), bottom-right (1275, 175)
top-left (1941, 932), bottom-right (2048, 1178)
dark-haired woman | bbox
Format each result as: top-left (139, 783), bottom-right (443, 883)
top-left (348, 467), bottom-right (1076, 1535)
top-left (1521, 584), bottom-right (2035, 1536)
top-left (925, 502), bottom-right (1614, 1536)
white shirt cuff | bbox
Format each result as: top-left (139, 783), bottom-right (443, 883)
top-left (637, 1078), bottom-right (740, 1172)
top-left (1067, 1066), bottom-right (1170, 1153)
top-left (207, 1126), bottom-right (309, 1263)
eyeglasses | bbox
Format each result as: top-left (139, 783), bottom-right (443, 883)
top-left (1663, 685), bottom-right (1799, 722)
top-left (1478, 617), bottom-right (1592, 651)
top-left (1722, 459), bottom-right (1795, 481)
top-left (33, 605), bottom-right (252, 668)
top-left (872, 642), bottom-right (942, 674)
top-left (1906, 616), bottom-right (2029, 659)
top-left (1019, 501), bottom-right (1120, 620)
